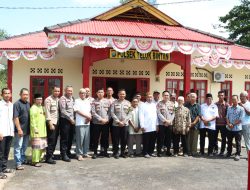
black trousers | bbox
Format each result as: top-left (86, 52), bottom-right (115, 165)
top-left (173, 133), bottom-right (188, 154)
top-left (157, 125), bottom-right (172, 154)
top-left (199, 128), bottom-right (216, 154)
top-left (46, 123), bottom-right (59, 159)
top-left (89, 121), bottom-right (94, 149)
top-left (143, 131), bottom-right (157, 155)
top-left (227, 130), bottom-right (242, 156)
top-left (59, 118), bottom-right (74, 156)
top-left (214, 125), bottom-right (228, 153)
top-left (108, 119), bottom-right (114, 146)
top-left (93, 124), bottom-right (109, 154)
top-left (112, 126), bottom-right (127, 155)
top-left (0, 136), bottom-right (13, 172)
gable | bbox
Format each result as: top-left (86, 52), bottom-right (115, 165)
top-left (93, 0), bottom-right (181, 26)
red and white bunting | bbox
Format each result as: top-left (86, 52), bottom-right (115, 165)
top-left (111, 38), bottom-right (132, 53)
top-left (134, 39), bottom-right (154, 53)
top-left (196, 44), bottom-right (213, 56)
top-left (177, 42), bottom-right (195, 55)
top-left (48, 34), bottom-right (61, 49)
top-left (86, 37), bottom-right (109, 49)
top-left (47, 33), bottom-right (232, 60)
top-left (192, 56), bottom-right (250, 69)
top-left (221, 59), bottom-right (233, 68)
top-left (215, 45), bottom-right (231, 60)
top-left (22, 51), bottom-right (39, 61)
top-left (0, 49), bottom-right (55, 61)
top-left (5, 51), bottom-right (21, 61)
top-left (156, 40), bottom-right (175, 53)
top-left (63, 35), bottom-right (85, 48)
top-left (245, 61), bottom-right (250, 69)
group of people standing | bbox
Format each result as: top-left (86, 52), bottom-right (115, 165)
top-left (0, 85), bottom-right (250, 179)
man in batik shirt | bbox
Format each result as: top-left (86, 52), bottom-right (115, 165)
top-left (173, 96), bottom-right (191, 157)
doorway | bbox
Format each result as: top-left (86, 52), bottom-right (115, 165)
top-left (106, 78), bottom-right (136, 100)
top-left (92, 77), bottom-right (150, 101)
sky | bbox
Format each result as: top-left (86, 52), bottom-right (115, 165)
top-left (0, 0), bottom-right (241, 38)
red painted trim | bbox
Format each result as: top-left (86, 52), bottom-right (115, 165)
top-left (82, 47), bottom-right (91, 88)
top-left (156, 61), bottom-right (169, 75)
top-left (82, 47), bottom-right (110, 88)
top-left (30, 75), bottom-right (63, 103)
top-left (183, 55), bottom-right (191, 97)
top-left (7, 60), bottom-right (13, 93)
top-left (245, 82), bottom-right (250, 99)
top-left (221, 80), bottom-right (232, 104)
top-left (92, 77), bottom-right (106, 97)
top-left (156, 51), bottom-right (186, 75)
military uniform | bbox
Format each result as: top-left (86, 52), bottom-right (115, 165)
top-left (59, 95), bottom-right (74, 159)
top-left (111, 99), bottom-right (131, 157)
top-left (156, 100), bottom-right (175, 155)
top-left (91, 98), bottom-right (111, 156)
top-left (44, 95), bottom-right (59, 162)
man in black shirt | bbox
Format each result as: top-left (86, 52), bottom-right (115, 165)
top-left (13, 88), bottom-right (30, 170)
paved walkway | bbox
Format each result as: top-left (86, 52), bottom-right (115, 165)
top-left (2, 151), bottom-right (248, 190)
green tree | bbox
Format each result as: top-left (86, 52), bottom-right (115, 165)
top-left (0, 29), bottom-right (8, 40)
top-left (219, 0), bottom-right (250, 47)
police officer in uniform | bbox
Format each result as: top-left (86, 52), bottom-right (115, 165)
top-left (156, 90), bottom-right (175, 157)
top-left (111, 89), bottom-right (131, 159)
top-left (44, 86), bottom-right (60, 164)
top-left (91, 88), bottom-right (111, 159)
top-left (59, 85), bottom-right (75, 162)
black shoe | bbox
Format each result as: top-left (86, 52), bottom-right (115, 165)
top-left (120, 154), bottom-right (127, 158)
top-left (157, 153), bottom-right (162, 157)
top-left (219, 152), bottom-right (224, 157)
top-left (98, 152), bottom-right (105, 158)
top-left (67, 152), bottom-right (73, 158)
top-left (46, 158), bottom-right (56, 164)
top-left (62, 155), bottom-right (71, 162)
top-left (114, 154), bottom-right (119, 159)
top-left (104, 152), bottom-right (110, 158)
top-left (225, 152), bottom-right (231, 158)
top-left (92, 154), bottom-right (97, 159)
top-left (166, 152), bottom-right (172, 157)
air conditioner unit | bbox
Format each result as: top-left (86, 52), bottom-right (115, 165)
top-left (213, 71), bottom-right (225, 82)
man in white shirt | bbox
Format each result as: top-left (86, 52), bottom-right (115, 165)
top-left (0, 88), bottom-right (14, 179)
top-left (139, 92), bottom-right (158, 158)
top-left (239, 91), bottom-right (250, 159)
top-left (135, 92), bottom-right (144, 108)
top-left (85, 87), bottom-right (94, 151)
top-left (128, 97), bottom-right (142, 157)
top-left (73, 88), bottom-right (92, 161)
top-left (200, 93), bottom-right (219, 156)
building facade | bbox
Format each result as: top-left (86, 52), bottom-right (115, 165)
top-left (0, 0), bottom-right (250, 103)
